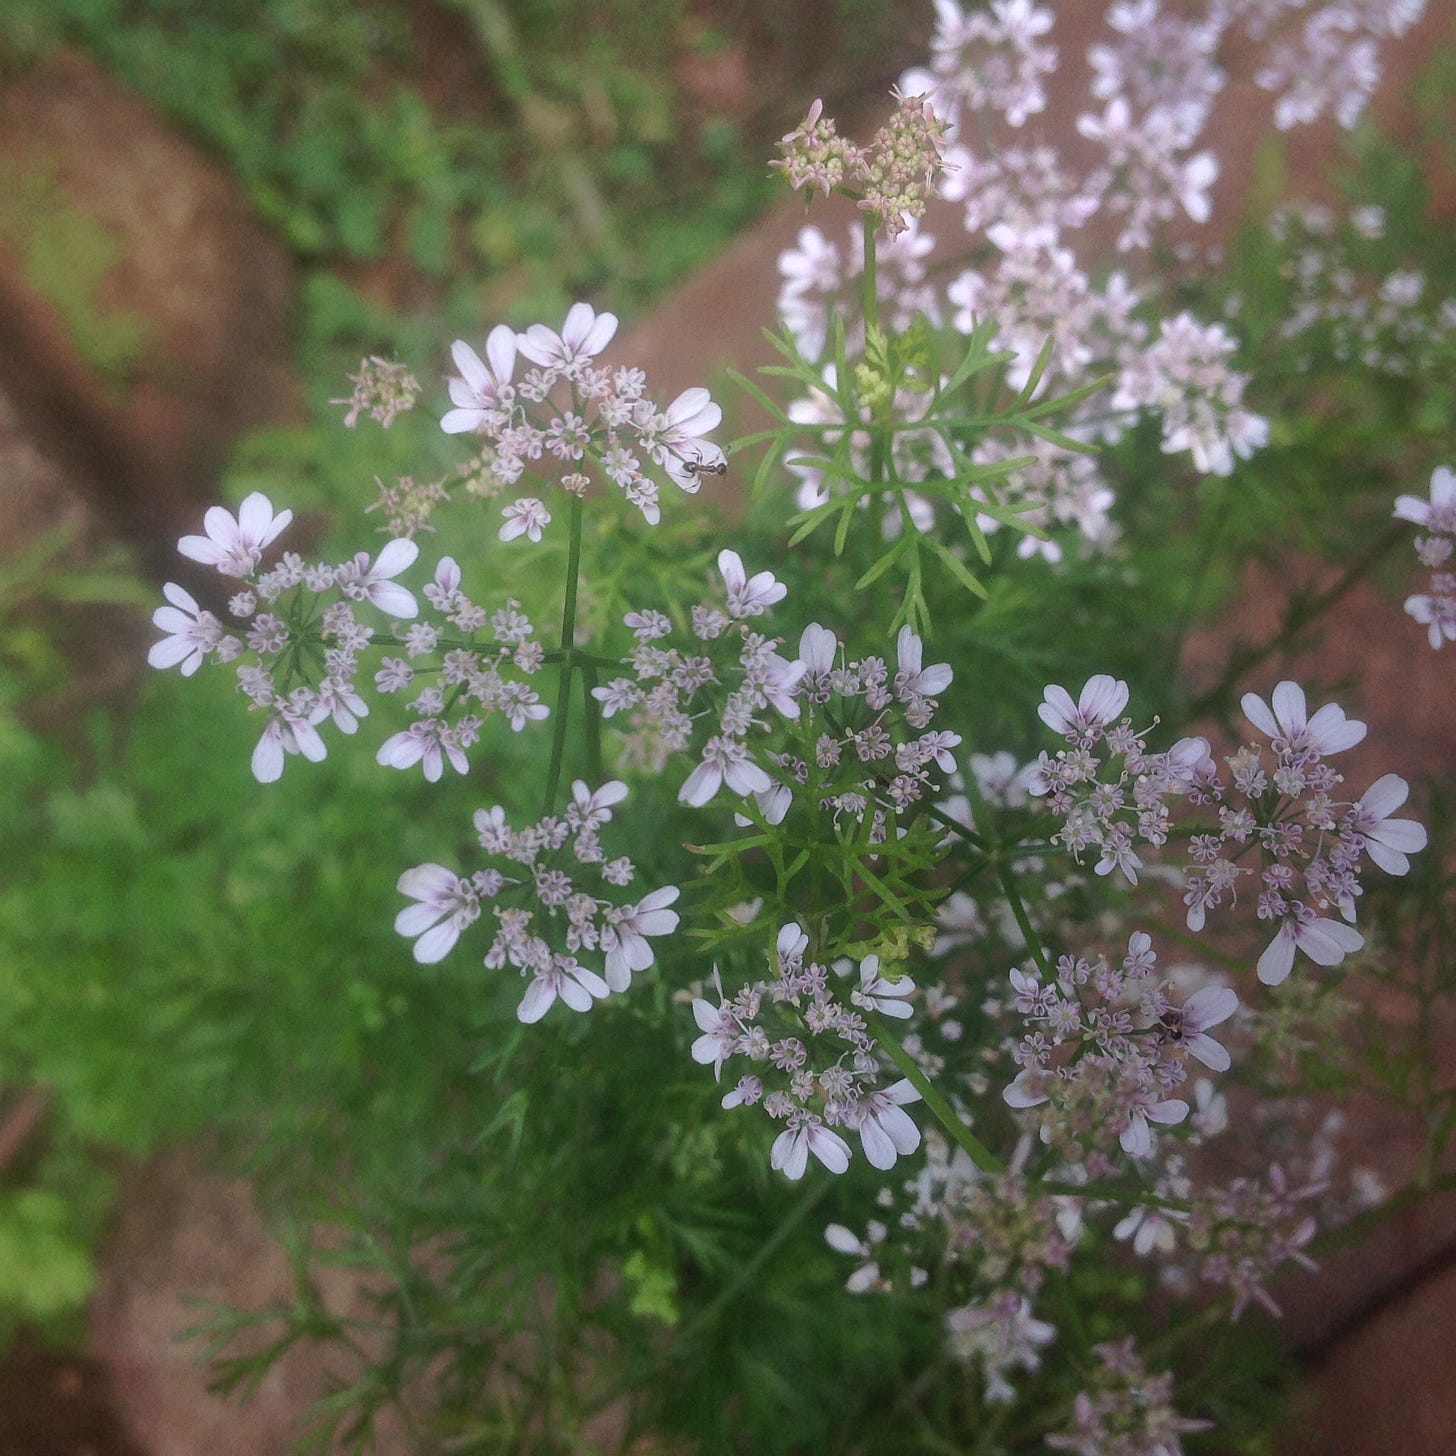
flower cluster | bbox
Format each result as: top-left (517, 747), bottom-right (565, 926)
top-left (691, 924), bottom-right (923, 1179)
top-left (1047, 1338), bottom-right (1210, 1456)
top-left (1002, 931), bottom-right (1238, 1163)
top-left (1034, 675), bottom-right (1428, 984)
top-left (594, 550), bottom-right (960, 835)
top-left (333, 355), bottom-right (421, 430)
top-left (773, 89), bottom-right (950, 236)
top-left (774, 2), bottom-right (1425, 562)
top-left (395, 781), bottom-right (680, 1024)
top-left (1268, 203), bottom-right (1456, 378)
top-left (1184, 1163), bottom-right (1321, 1317)
top-left (442, 303), bottom-right (725, 532)
top-left (148, 493), bottom-right (553, 784)
top-left (1110, 311), bottom-right (1268, 476)
top-left (1395, 464), bottom-right (1456, 649)
top-left (591, 550), bottom-right (801, 798)
top-left (901, 0), bottom-right (1057, 130)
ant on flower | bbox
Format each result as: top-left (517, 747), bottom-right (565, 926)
top-left (678, 450), bottom-right (728, 479)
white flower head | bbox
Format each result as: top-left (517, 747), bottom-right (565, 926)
top-left (177, 492), bottom-right (293, 579)
top-left (442, 326), bottom-right (517, 434)
top-left (717, 550), bottom-right (787, 618)
top-left (394, 863), bottom-right (480, 964)
top-left (148, 583), bottom-right (224, 676)
top-left (337, 538), bottom-right (420, 618)
top-left (1240, 680), bottom-right (1366, 757)
top-left (500, 498), bottom-right (551, 543)
top-left (516, 302), bottom-right (618, 377)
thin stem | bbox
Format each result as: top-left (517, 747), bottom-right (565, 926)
top-left (541, 494), bottom-right (584, 816)
top-left (994, 858), bottom-right (1055, 981)
top-left (861, 213), bottom-right (880, 338)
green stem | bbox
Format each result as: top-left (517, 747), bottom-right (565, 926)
top-left (541, 494), bottom-right (584, 816)
top-left (871, 1012), bottom-right (1001, 1173)
top-left (994, 857), bottom-right (1055, 981)
top-left (861, 212), bottom-right (879, 337)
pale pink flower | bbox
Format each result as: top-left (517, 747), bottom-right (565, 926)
top-left (718, 550), bottom-right (787, 618)
top-left (1240, 681), bottom-right (1366, 756)
top-left (1257, 915), bottom-right (1364, 987)
top-left (441, 326), bottom-right (517, 434)
top-left (895, 626), bottom-right (953, 698)
top-left (178, 492), bottom-right (293, 578)
top-left (1037, 675), bottom-right (1129, 738)
top-left (567, 779), bottom-right (629, 832)
top-left (376, 719), bottom-right (471, 782)
top-left (251, 708), bottom-right (327, 784)
top-left (148, 583), bottom-right (223, 676)
top-left (517, 959), bottom-right (611, 1024)
top-left (515, 302), bottom-right (618, 376)
top-left (1347, 774), bottom-right (1427, 876)
top-left (771, 1117), bottom-right (852, 1180)
top-left (658, 388), bottom-right (727, 492)
top-left (1172, 986), bottom-right (1238, 1073)
top-left (602, 885), bottom-right (681, 990)
top-left (691, 969), bottom-right (736, 1079)
top-left (337, 538), bottom-right (420, 618)
top-left (500, 498), bottom-right (551, 543)
top-left (1120, 1096), bottom-right (1188, 1158)
top-left (394, 863), bottom-right (479, 964)
top-left (678, 737), bottom-right (773, 806)
top-left (1395, 464), bottom-right (1456, 531)
top-left (851, 955), bottom-right (916, 1020)
top-left (854, 1079), bottom-right (923, 1170)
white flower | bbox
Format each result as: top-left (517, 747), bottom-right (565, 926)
top-left (690, 969), bottom-right (736, 1079)
top-left (824, 1221), bottom-right (884, 1293)
top-left (376, 720), bottom-right (470, 782)
top-left (851, 955), bottom-right (916, 1019)
top-left (678, 736), bottom-right (773, 806)
top-left (1003, 1068), bottom-right (1049, 1109)
top-left (441, 326), bottom-right (517, 434)
top-left (517, 958), bottom-right (612, 1023)
top-left (251, 707), bottom-right (327, 784)
top-left (1171, 985), bottom-right (1238, 1072)
top-left (895, 626), bottom-right (952, 698)
top-left (148, 583), bottom-right (223, 676)
top-left (177, 492), bottom-right (293, 578)
top-left (337, 538), bottom-right (420, 618)
top-left (1120, 1096), bottom-right (1189, 1158)
top-left (394, 863), bottom-right (479, 964)
top-left (1256, 915), bottom-right (1364, 987)
top-left (567, 779), bottom-right (628, 832)
top-left (770, 1118), bottom-right (852, 1180)
top-left (1038, 675), bottom-right (1129, 737)
top-left (717, 550), bottom-right (787, 617)
top-left (500, 498), bottom-right (551, 543)
top-left (516, 302), bottom-right (618, 376)
top-left (795, 621), bottom-right (839, 680)
top-left (1347, 774), bottom-right (1427, 876)
top-left (1240, 680), bottom-right (1366, 757)
top-left (854, 1079), bottom-right (923, 1170)
top-left (658, 387), bottom-right (726, 492)
top-left (602, 885), bottom-right (681, 991)
top-left (1394, 464), bottom-right (1456, 531)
